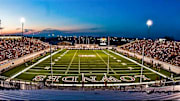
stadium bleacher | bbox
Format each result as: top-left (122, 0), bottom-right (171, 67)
top-left (0, 37), bottom-right (179, 100)
top-left (121, 39), bottom-right (180, 66)
top-left (0, 37), bottom-right (49, 62)
top-left (0, 90), bottom-right (179, 100)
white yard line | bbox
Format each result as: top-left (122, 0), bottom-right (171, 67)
top-left (6, 49), bottom-right (63, 81)
top-left (51, 81), bottom-right (158, 87)
top-left (24, 72), bottom-right (154, 75)
top-left (109, 50), bottom-right (170, 79)
top-left (65, 50), bottom-right (78, 74)
top-left (94, 50), bottom-right (117, 74)
top-left (174, 77), bottom-right (180, 80)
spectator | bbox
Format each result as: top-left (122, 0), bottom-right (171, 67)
top-left (0, 38), bottom-right (49, 62)
top-left (121, 39), bottom-right (180, 66)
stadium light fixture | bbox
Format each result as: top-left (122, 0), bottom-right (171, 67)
top-left (146, 19), bottom-right (153, 39)
top-left (146, 19), bottom-right (153, 27)
top-left (20, 17), bottom-right (25, 37)
top-left (20, 17), bottom-right (25, 23)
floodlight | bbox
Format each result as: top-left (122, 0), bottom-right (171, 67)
top-left (146, 19), bottom-right (153, 27)
top-left (20, 17), bottom-right (25, 23)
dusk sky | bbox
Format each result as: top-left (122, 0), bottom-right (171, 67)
top-left (0, 0), bottom-right (180, 39)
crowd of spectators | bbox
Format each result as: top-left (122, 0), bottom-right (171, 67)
top-left (0, 38), bottom-right (49, 62)
top-left (121, 39), bottom-right (180, 66)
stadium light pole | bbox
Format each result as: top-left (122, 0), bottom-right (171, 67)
top-left (32, 32), bottom-right (34, 39)
top-left (107, 36), bottom-right (110, 74)
top-left (140, 45), bottom-right (145, 83)
top-left (49, 34), bottom-right (54, 85)
top-left (146, 19), bottom-right (153, 39)
top-left (140, 20), bottom-right (153, 83)
top-left (20, 17), bottom-right (25, 38)
top-left (20, 17), bottom-right (25, 57)
top-left (50, 44), bottom-right (53, 85)
top-left (79, 52), bottom-right (80, 74)
top-left (79, 36), bottom-right (80, 44)
top-left (86, 36), bottom-right (87, 44)
top-left (0, 19), bottom-right (2, 35)
top-left (88, 37), bottom-right (90, 46)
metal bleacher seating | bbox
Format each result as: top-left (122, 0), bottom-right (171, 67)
top-left (0, 90), bottom-right (180, 100)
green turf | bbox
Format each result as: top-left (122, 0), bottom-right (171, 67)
top-left (115, 51), bottom-right (178, 78)
top-left (1, 52), bottom-right (51, 77)
top-left (14, 49), bottom-right (164, 83)
top-left (2, 49), bottom-right (171, 84)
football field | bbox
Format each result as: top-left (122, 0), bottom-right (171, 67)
top-left (7, 49), bottom-right (167, 84)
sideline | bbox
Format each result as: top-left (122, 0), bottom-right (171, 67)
top-left (6, 49), bottom-right (63, 81)
top-left (0, 48), bottom-right (52, 72)
top-left (108, 50), bottom-right (171, 80)
top-left (116, 48), bottom-right (180, 74)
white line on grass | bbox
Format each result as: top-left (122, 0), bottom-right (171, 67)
top-left (109, 50), bottom-right (170, 79)
top-left (93, 50), bottom-right (117, 74)
top-left (51, 81), bottom-right (158, 87)
top-left (65, 50), bottom-right (78, 74)
top-left (6, 49), bottom-right (63, 81)
top-left (23, 72), bottom-right (154, 75)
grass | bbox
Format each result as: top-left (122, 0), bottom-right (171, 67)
top-left (115, 50), bottom-right (179, 78)
top-left (2, 49), bottom-right (169, 84)
top-left (1, 52), bottom-right (51, 77)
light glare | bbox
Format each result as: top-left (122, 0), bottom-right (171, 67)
top-left (146, 19), bottom-right (153, 27)
top-left (20, 17), bottom-right (25, 23)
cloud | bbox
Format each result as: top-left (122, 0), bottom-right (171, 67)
top-left (16, 28), bottom-right (21, 30)
top-left (87, 27), bottom-right (100, 31)
top-left (65, 27), bottom-right (103, 33)
top-left (41, 28), bottom-right (65, 33)
top-left (24, 29), bottom-right (35, 33)
top-left (42, 28), bottom-right (54, 30)
top-left (29, 27), bottom-right (103, 36)
top-left (16, 28), bottom-right (35, 33)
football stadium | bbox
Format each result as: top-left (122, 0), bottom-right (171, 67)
top-left (0, 0), bottom-right (180, 100)
top-left (0, 36), bottom-right (180, 100)
top-left (0, 37), bottom-right (179, 87)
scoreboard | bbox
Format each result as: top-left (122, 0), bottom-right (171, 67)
top-left (99, 38), bottom-right (107, 46)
